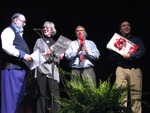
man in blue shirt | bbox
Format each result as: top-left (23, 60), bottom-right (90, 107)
top-left (65, 25), bottom-right (100, 85)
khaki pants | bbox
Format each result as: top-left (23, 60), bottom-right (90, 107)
top-left (115, 66), bottom-right (142, 113)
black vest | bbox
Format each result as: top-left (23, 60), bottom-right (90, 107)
top-left (2, 25), bottom-right (30, 70)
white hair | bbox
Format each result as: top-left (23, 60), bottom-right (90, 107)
top-left (43, 21), bottom-right (57, 36)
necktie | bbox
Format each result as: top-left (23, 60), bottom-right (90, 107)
top-left (80, 52), bottom-right (84, 62)
top-left (79, 36), bottom-right (85, 62)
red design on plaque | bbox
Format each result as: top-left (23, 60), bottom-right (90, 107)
top-left (114, 37), bottom-right (127, 50)
top-left (128, 45), bottom-right (139, 54)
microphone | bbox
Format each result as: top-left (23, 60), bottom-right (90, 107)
top-left (33, 28), bottom-right (42, 32)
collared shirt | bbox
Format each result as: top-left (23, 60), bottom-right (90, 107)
top-left (1, 24), bottom-right (26, 59)
top-left (1, 24), bottom-right (20, 57)
top-left (65, 39), bottom-right (100, 68)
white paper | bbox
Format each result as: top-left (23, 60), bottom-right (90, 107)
top-left (24, 49), bottom-right (46, 70)
top-left (50, 35), bottom-right (72, 56)
top-left (106, 33), bottom-right (139, 55)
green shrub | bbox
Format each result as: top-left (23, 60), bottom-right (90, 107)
top-left (56, 68), bottom-right (134, 113)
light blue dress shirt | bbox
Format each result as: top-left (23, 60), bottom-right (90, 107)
top-left (65, 39), bottom-right (100, 68)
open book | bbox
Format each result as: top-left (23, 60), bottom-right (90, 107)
top-left (106, 33), bottom-right (139, 55)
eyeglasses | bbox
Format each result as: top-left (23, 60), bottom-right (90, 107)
top-left (17, 18), bottom-right (26, 24)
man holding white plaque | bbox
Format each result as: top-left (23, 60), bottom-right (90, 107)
top-left (107, 21), bottom-right (145, 113)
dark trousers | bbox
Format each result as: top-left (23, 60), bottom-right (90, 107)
top-left (36, 71), bottom-right (61, 113)
top-left (1, 69), bottom-right (26, 113)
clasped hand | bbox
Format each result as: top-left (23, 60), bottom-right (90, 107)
top-left (78, 44), bottom-right (88, 54)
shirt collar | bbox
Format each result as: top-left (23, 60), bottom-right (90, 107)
top-left (11, 23), bottom-right (23, 34)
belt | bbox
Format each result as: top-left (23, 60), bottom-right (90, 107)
top-left (3, 63), bottom-right (23, 70)
top-left (72, 67), bottom-right (92, 70)
top-left (118, 64), bottom-right (138, 69)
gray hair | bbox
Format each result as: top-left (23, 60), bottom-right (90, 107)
top-left (75, 25), bottom-right (88, 37)
top-left (43, 21), bottom-right (57, 36)
top-left (11, 13), bottom-right (22, 20)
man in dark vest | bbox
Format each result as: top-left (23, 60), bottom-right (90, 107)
top-left (0, 13), bottom-right (32, 113)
